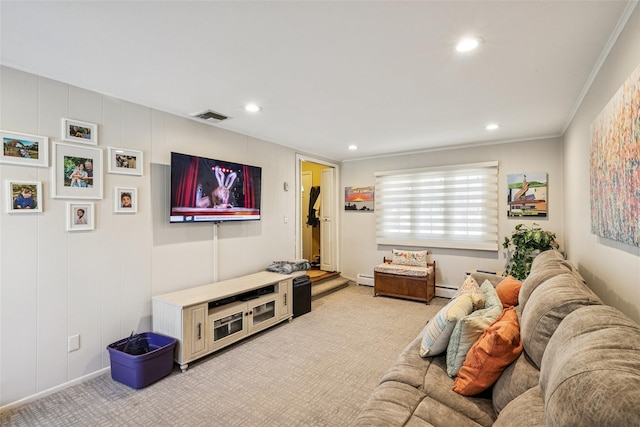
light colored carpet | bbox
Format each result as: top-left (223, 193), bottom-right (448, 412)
top-left (1, 284), bottom-right (447, 427)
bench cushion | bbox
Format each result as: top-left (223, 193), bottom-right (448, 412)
top-left (375, 263), bottom-right (433, 277)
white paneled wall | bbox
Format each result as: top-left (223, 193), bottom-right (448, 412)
top-left (0, 66), bottom-right (298, 407)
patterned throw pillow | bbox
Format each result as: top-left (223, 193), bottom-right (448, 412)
top-left (446, 280), bottom-right (503, 377)
top-left (420, 294), bottom-right (474, 357)
top-left (392, 249), bottom-right (428, 267)
top-left (456, 275), bottom-right (485, 310)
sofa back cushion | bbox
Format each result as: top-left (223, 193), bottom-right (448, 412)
top-left (540, 305), bottom-right (640, 426)
top-left (519, 249), bottom-right (585, 310)
top-left (519, 272), bottom-right (602, 368)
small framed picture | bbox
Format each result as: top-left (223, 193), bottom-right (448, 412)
top-left (61, 118), bottom-right (98, 145)
top-left (52, 142), bottom-right (103, 199)
top-left (1, 130), bottom-right (49, 167)
top-left (66, 202), bottom-right (95, 231)
top-left (114, 187), bottom-right (137, 213)
top-left (6, 180), bottom-right (43, 213)
top-left (107, 147), bottom-right (143, 176)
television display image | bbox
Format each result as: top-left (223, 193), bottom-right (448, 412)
top-left (170, 152), bottom-right (262, 223)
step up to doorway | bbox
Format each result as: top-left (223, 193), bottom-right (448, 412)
top-left (311, 276), bottom-right (350, 300)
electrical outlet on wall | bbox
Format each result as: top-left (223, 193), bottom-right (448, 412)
top-left (68, 335), bottom-right (80, 352)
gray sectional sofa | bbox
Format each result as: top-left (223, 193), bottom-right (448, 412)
top-left (352, 250), bottom-right (640, 426)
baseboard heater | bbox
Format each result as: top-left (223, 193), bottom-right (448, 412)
top-left (356, 274), bottom-right (374, 287)
top-left (436, 285), bottom-right (457, 299)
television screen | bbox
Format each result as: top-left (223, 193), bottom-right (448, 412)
top-left (170, 152), bottom-right (261, 223)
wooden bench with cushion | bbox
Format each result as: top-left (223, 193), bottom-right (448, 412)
top-left (374, 250), bottom-right (435, 303)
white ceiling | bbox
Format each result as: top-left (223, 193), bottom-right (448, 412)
top-left (0, 1), bottom-right (635, 161)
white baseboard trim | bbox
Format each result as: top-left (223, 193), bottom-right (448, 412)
top-left (435, 285), bottom-right (457, 299)
top-left (1, 367), bottom-right (110, 412)
top-left (356, 274), bottom-right (374, 286)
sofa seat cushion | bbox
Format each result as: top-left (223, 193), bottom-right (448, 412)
top-left (375, 263), bottom-right (433, 277)
top-left (378, 337), bottom-right (496, 426)
top-left (419, 357), bottom-right (496, 426)
top-left (493, 385), bottom-right (545, 427)
top-left (492, 352), bottom-right (540, 414)
top-left (540, 305), bottom-right (640, 427)
top-left (351, 380), bottom-right (492, 427)
top-left (519, 272), bottom-right (602, 368)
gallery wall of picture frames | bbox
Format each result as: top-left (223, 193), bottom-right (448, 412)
top-left (2, 117), bottom-right (143, 231)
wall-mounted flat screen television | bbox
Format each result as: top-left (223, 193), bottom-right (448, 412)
top-left (170, 152), bottom-right (262, 223)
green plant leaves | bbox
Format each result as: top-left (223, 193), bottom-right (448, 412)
top-left (504, 223), bottom-right (558, 280)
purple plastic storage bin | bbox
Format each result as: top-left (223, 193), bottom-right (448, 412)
top-left (107, 332), bottom-right (176, 389)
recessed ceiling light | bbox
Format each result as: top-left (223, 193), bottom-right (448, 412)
top-left (456, 37), bottom-right (483, 52)
top-left (348, 144), bottom-right (358, 151)
top-left (486, 123), bottom-right (499, 130)
top-left (244, 103), bottom-right (262, 113)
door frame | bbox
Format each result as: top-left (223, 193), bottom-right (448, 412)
top-left (295, 154), bottom-right (340, 273)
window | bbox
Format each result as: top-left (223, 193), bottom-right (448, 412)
top-left (375, 161), bottom-right (499, 251)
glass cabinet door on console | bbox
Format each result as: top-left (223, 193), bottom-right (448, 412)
top-left (247, 294), bottom-right (279, 334)
top-left (209, 303), bottom-right (247, 352)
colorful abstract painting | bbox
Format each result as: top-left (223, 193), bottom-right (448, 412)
top-left (590, 63), bottom-right (640, 246)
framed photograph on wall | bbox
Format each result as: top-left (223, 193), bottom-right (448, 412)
top-left (0, 130), bottom-right (49, 167)
top-left (6, 180), bottom-right (43, 213)
top-left (66, 202), bottom-right (94, 231)
top-left (61, 118), bottom-right (98, 145)
top-left (107, 147), bottom-right (143, 176)
top-left (52, 142), bottom-right (103, 199)
top-left (114, 187), bottom-right (137, 213)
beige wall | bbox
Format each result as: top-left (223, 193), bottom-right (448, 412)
top-left (340, 137), bottom-right (564, 288)
top-left (563, 5), bottom-right (640, 323)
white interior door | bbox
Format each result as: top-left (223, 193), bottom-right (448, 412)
top-left (320, 167), bottom-right (335, 272)
top-left (301, 171), bottom-right (313, 262)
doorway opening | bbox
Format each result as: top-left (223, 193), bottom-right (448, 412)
top-left (296, 155), bottom-right (339, 274)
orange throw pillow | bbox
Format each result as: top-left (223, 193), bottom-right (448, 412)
top-left (452, 307), bottom-right (523, 396)
top-left (495, 275), bottom-right (522, 308)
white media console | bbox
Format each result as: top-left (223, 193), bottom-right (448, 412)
top-left (152, 271), bottom-right (294, 372)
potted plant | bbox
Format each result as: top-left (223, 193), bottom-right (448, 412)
top-left (503, 223), bottom-right (559, 280)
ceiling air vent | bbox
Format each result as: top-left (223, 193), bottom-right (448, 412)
top-left (190, 110), bottom-right (230, 123)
